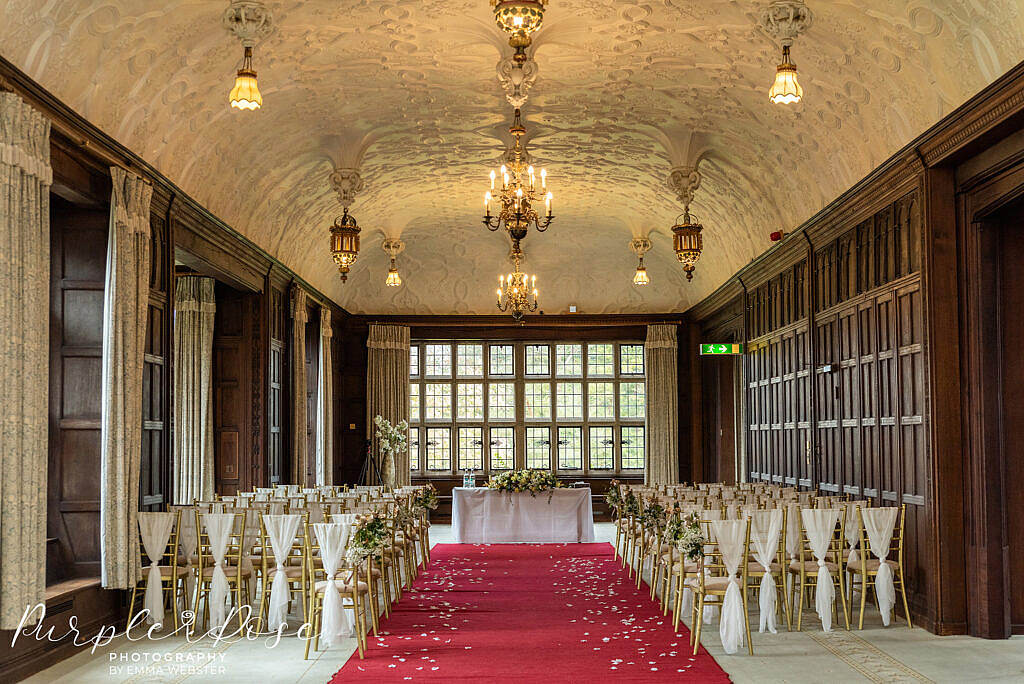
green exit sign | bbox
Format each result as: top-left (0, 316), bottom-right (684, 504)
top-left (700, 343), bottom-right (743, 355)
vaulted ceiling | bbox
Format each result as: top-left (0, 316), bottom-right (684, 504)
top-left (3, 1), bottom-right (1023, 314)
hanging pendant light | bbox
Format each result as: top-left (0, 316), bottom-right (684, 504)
top-left (383, 238), bottom-right (405, 288)
top-left (633, 258), bottom-right (650, 286)
top-left (229, 45), bottom-right (262, 110)
top-left (329, 208), bottom-right (361, 283)
top-left (672, 208), bottom-right (703, 282)
top-left (768, 44), bottom-right (802, 104)
top-left (629, 237), bottom-right (651, 287)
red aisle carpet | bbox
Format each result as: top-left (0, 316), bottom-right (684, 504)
top-left (331, 543), bottom-right (730, 682)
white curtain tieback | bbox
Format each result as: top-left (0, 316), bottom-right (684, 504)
top-left (817, 559), bottom-right (826, 567)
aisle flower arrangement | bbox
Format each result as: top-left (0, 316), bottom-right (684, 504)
top-left (604, 480), bottom-right (622, 518)
top-left (345, 512), bottom-right (389, 565)
top-left (412, 482), bottom-right (439, 513)
top-left (638, 496), bottom-right (666, 533)
top-left (487, 469), bottom-right (564, 498)
top-left (664, 508), bottom-right (704, 561)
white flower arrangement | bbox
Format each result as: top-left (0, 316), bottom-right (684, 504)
top-left (374, 414), bottom-right (408, 458)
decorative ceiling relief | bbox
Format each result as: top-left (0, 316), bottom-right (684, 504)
top-left (1, 1), bottom-right (1023, 313)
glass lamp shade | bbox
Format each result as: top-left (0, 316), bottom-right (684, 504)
top-left (385, 263), bottom-right (402, 287)
top-left (492, 0), bottom-right (547, 35)
top-left (633, 262), bottom-right (649, 286)
top-left (672, 218), bottom-right (704, 282)
top-left (768, 46), bottom-right (802, 104)
top-left (229, 69), bottom-right (262, 110)
top-left (329, 209), bottom-right (361, 282)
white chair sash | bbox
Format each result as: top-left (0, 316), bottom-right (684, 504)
top-left (710, 519), bottom-right (746, 654)
top-left (175, 509), bottom-right (198, 613)
top-left (138, 512), bottom-right (175, 626)
top-left (800, 508), bottom-right (840, 632)
top-left (263, 514), bottom-right (301, 631)
top-left (313, 522), bottom-right (354, 647)
top-left (202, 513), bottom-right (235, 626)
top-left (749, 509), bottom-right (783, 634)
top-left (843, 502), bottom-right (865, 564)
top-left (862, 507), bottom-right (899, 626)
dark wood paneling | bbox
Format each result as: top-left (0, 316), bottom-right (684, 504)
top-left (212, 283), bottom-right (258, 495)
top-left (304, 307), bottom-right (320, 486)
top-left (48, 198), bottom-right (108, 580)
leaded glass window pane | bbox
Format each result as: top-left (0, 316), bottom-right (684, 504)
top-left (620, 344), bottom-right (644, 375)
top-left (524, 382), bottom-right (551, 420)
top-left (525, 344), bottom-right (550, 375)
top-left (410, 346), bottom-right (419, 377)
top-left (456, 383), bottom-right (484, 421)
top-left (587, 381), bottom-right (615, 420)
top-left (424, 383), bottom-right (451, 420)
top-left (589, 426), bottom-right (614, 469)
top-left (587, 343), bottom-right (614, 376)
top-left (489, 344), bottom-right (514, 375)
top-left (526, 427), bottom-right (550, 469)
top-left (621, 426), bottom-right (645, 469)
top-left (456, 344), bottom-right (484, 377)
top-left (557, 426), bottom-right (582, 470)
top-left (426, 428), bottom-right (451, 470)
top-left (555, 344), bottom-right (582, 376)
top-left (409, 427), bottom-right (420, 470)
top-left (409, 384), bottom-right (420, 422)
top-left (425, 344), bottom-right (451, 377)
top-left (489, 427), bottom-right (514, 470)
top-left (556, 382), bottom-right (582, 420)
top-left (619, 382), bottom-right (645, 419)
top-left (488, 382), bottom-right (515, 421)
top-left (458, 427), bottom-right (484, 470)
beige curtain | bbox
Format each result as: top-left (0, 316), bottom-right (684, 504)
top-left (173, 276), bottom-right (216, 504)
top-left (0, 92), bottom-right (51, 628)
top-left (645, 324), bottom-right (679, 485)
top-left (100, 166), bottom-right (153, 588)
top-left (290, 286), bottom-right (309, 486)
top-left (366, 324), bottom-right (410, 487)
top-left (315, 307), bottom-right (334, 486)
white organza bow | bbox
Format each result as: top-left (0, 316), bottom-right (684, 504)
top-left (749, 510), bottom-right (783, 634)
top-left (262, 514), bottom-right (302, 631)
top-left (138, 512), bottom-right (175, 626)
top-left (862, 507), bottom-right (899, 626)
top-left (313, 522), bottom-right (355, 647)
top-left (202, 513), bottom-right (235, 627)
top-left (711, 519), bottom-right (747, 654)
top-left (800, 508), bottom-right (840, 632)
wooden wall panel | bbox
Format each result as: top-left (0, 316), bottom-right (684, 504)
top-left (212, 283), bottom-right (257, 495)
top-left (47, 199), bottom-right (108, 580)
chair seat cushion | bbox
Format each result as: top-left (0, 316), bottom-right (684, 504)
top-left (846, 558), bottom-right (884, 573)
top-left (200, 565), bottom-right (252, 579)
top-left (267, 566), bottom-right (304, 579)
top-left (788, 560), bottom-right (839, 574)
top-left (314, 579), bottom-right (369, 594)
top-left (686, 576), bottom-right (734, 592)
top-left (747, 561), bottom-right (782, 574)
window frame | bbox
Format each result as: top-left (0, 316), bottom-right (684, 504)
top-left (408, 340), bottom-right (646, 478)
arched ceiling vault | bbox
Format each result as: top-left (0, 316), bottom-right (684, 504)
top-left (3, 1), bottom-right (1022, 313)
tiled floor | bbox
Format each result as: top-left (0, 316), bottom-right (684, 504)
top-left (24, 523), bottom-right (1024, 683)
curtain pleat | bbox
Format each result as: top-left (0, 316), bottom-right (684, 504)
top-left (173, 276), bottom-right (216, 504)
top-left (644, 324), bottom-right (679, 485)
top-left (316, 308), bottom-right (334, 485)
top-left (366, 324), bottom-right (410, 487)
top-left (291, 286), bottom-right (309, 486)
top-left (100, 166), bottom-right (152, 588)
top-left (0, 91), bottom-right (51, 628)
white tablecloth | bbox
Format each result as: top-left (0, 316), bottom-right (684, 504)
top-left (451, 487), bottom-right (596, 543)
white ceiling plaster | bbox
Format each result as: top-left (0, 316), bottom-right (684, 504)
top-left (2, 1), bottom-right (1023, 314)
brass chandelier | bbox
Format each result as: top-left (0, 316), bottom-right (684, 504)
top-left (491, 0), bottom-right (548, 64)
top-left (483, 108), bottom-right (554, 247)
top-left (496, 246), bottom-right (539, 323)
top-left (329, 208), bottom-right (360, 283)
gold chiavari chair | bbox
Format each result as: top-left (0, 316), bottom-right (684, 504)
top-left (745, 508), bottom-right (791, 631)
top-left (193, 509), bottom-right (252, 630)
top-left (304, 521), bottom-right (371, 660)
top-left (128, 509), bottom-right (182, 630)
top-left (787, 507), bottom-right (850, 631)
top-left (256, 511), bottom-right (310, 631)
top-left (689, 517), bottom-right (753, 655)
top-left (850, 504), bottom-right (912, 629)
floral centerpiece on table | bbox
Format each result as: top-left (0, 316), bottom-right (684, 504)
top-left (664, 508), bottom-right (704, 561)
top-left (412, 483), bottom-right (439, 514)
top-left (373, 415), bottom-right (408, 487)
top-left (487, 469), bottom-right (564, 500)
top-left (345, 512), bottom-right (389, 566)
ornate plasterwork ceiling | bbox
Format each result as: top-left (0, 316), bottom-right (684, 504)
top-left (2, 1), bottom-right (1023, 314)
